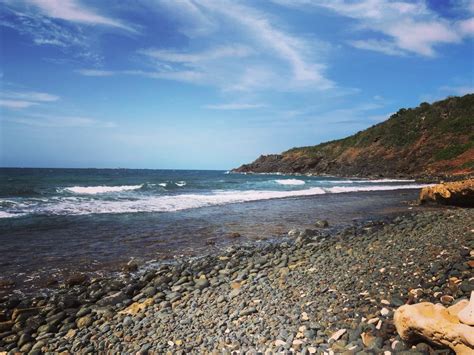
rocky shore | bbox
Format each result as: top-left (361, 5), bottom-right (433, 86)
top-left (0, 208), bottom-right (473, 354)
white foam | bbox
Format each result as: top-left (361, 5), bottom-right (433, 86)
top-left (327, 184), bottom-right (429, 193)
top-left (363, 179), bottom-right (416, 183)
top-left (275, 179), bottom-right (305, 185)
top-left (4, 183), bottom-right (431, 217)
top-left (158, 183), bottom-right (167, 187)
top-left (175, 181), bottom-right (186, 187)
top-left (64, 185), bottom-right (143, 195)
top-left (0, 211), bottom-right (26, 219)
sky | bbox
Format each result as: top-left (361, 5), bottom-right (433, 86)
top-left (0, 0), bottom-right (473, 169)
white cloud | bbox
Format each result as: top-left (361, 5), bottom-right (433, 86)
top-left (2, 90), bottom-right (59, 102)
top-left (349, 39), bottom-right (406, 56)
top-left (27, 0), bottom-right (134, 31)
top-left (0, 90), bottom-right (59, 109)
top-left (116, 0), bottom-right (334, 92)
top-left (203, 103), bottom-right (266, 110)
top-left (0, 99), bottom-right (37, 109)
top-left (457, 17), bottom-right (474, 36)
top-left (139, 45), bottom-right (254, 64)
top-left (76, 69), bottom-right (115, 77)
top-left (440, 85), bottom-right (474, 96)
top-left (3, 114), bottom-right (116, 128)
top-left (272, 0), bottom-right (468, 57)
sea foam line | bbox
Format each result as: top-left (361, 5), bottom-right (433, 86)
top-left (64, 185), bottom-right (143, 195)
top-left (15, 184), bottom-right (429, 217)
top-left (275, 179), bottom-right (305, 185)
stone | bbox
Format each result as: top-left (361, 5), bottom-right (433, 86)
top-left (119, 298), bottom-right (154, 316)
top-left (65, 273), bottom-right (87, 287)
top-left (394, 301), bottom-right (474, 354)
top-left (330, 329), bottom-right (346, 341)
top-left (419, 179), bottom-right (474, 207)
top-left (76, 315), bottom-right (93, 329)
top-left (380, 307), bottom-right (390, 316)
top-left (98, 291), bottom-right (128, 306)
top-left (314, 219), bottom-right (329, 228)
top-left (194, 278), bottom-right (210, 290)
top-left (458, 291), bottom-right (474, 325)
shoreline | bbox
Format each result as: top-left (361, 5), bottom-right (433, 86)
top-left (0, 189), bottom-right (424, 296)
top-left (0, 207), bottom-right (472, 353)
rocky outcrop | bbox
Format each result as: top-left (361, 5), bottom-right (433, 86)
top-left (419, 179), bottom-right (474, 207)
top-left (394, 298), bottom-right (474, 354)
top-left (233, 94), bottom-right (474, 179)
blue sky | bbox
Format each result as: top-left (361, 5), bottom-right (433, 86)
top-left (0, 0), bottom-right (473, 169)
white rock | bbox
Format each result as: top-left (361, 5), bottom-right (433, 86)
top-left (329, 329), bottom-right (346, 341)
top-left (381, 307), bottom-right (390, 316)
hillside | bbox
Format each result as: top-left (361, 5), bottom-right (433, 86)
top-left (233, 94), bottom-right (474, 179)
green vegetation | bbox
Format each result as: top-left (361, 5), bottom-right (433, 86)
top-left (284, 93), bottom-right (474, 159)
top-left (434, 142), bottom-right (473, 161)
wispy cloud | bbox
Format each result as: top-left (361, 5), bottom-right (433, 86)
top-left (27, 0), bottom-right (134, 31)
top-left (440, 85), bottom-right (474, 96)
top-left (203, 103), bottom-right (266, 110)
top-left (3, 113), bottom-right (116, 128)
top-left (0, 99), bottom-right (38, 109)
top-left (77, 0), bottom-right (333, 93)
top-left (272, 0), bottom-right (469, 57)
top-left (0, 89), bottom-right (59, 110)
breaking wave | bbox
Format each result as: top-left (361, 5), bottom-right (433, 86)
top-left (275, 179), bottom-right (305, 185)
top-left (64, 185), bottom-right (143, 195)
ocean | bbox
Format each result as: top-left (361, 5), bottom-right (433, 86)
top-left (0, 168), bottom-right (428, 293)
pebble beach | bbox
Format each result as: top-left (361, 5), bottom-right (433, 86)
top-left (0, 207), bottom-right (473, 354)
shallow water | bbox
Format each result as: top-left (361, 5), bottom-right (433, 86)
top-left (0, 168), bottom-right (427, 293)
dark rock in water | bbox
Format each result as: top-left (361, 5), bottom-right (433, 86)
top-left (65, 274), bottom-right (87, 287)
top-left (314, 220), bottom-right (329, 228)
top-left (122, 260), bottom-right (139, 273)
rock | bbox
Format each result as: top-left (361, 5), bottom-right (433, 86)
top-left (123, 259), bottom-right (139, 272)
top-left (194, 278), bottom-right (210, 290)
top-left (230, 232), bottom-right (241, 238)
top-left (76, 315), bottom-right (93, 329)
top-left (419, 179), bottom-right (474, 207)
top-left (314, 219), bottom-right (329, 228)
top-left (458, 291), bottom-right (474, 325)
top-left (330, 329), bottom-right (346, 342)
top-left (119, 298), bottom-right (154, 316)
top-left (288, 229), bottom-right (300, 237)
top-left (239, 307), bottom-right (257, 317)
top-left (440, 295), bottom-right (454, 305)
top-left (65, 273), bottom-right (87, 287)
top-left (380, 307), bottom-right (390, 316)
top-left (98, 291), bottom-right (129, 306)
top-left (394, 301), bottom-right (474, 354)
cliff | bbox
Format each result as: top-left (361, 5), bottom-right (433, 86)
top-left (233, 94), bottom-right (474, 179)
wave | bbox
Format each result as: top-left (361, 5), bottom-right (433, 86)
top-left (275, 179), bottom-right (305, 185)
top-left (175, 181), bottom-right (186, 187)
top-left (64, 185), bottom-right (143, 195)
top-left (0, 211), bottom-right (27, 219)
top-left (158, 183), bottom-right (167, 187)
top-left (327, 184), bottom-right (428, 193)
top-left (2, 183), bottom-right (430, 217)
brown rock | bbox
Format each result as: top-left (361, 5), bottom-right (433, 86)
top-left (419, 179), bottom-right (474, 207)
top-left (119, 298), bottom-right (154, 316)
top-left (65, 273), bottom-right (87, 287)
top-left (394, 301), bottom-right (474, 354)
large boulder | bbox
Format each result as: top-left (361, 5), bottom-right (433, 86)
top-left (419, 179), bottom-right (474, 207)
top-left (394, 299), bottom-right (474, 354)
